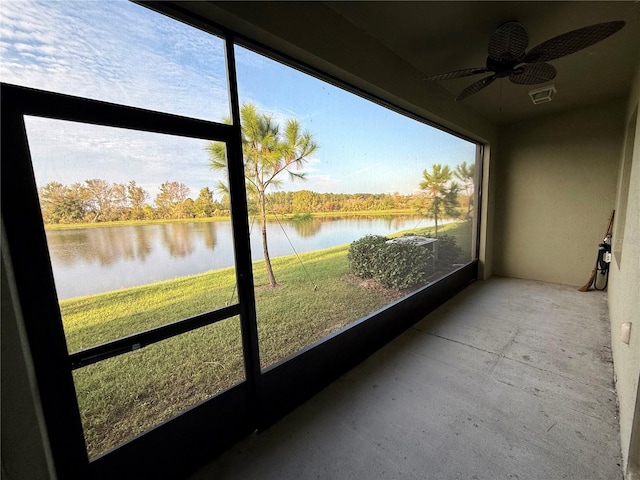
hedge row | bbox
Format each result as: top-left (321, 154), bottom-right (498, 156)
top-left (347, 233), bottom-right (462, 289)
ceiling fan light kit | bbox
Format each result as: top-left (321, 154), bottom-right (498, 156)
top-left (528, 85), bottom-right (557, 104)
top-left (424, 20), bottom-right (625, 101)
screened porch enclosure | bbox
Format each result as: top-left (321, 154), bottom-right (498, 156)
top-left (0, 1), bottom-right (480, 477)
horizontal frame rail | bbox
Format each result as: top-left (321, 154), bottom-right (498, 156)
top-left (1, 83), bottom-right (234, 141)
top-left (68, 304), bottom-right (242, 369)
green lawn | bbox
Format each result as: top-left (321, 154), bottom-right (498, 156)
top-left (62, 220), bottom-right (472, 458)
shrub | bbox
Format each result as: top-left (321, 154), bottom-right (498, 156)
top-left (412, 229), bottom-right (464, 269)
top-left (347, 235), bottom-right (388, 278)
top-left (435, 234), bottom-right (463, 269)
top-left (348, 235), bottom-right (434, 289)
top-left (373, 242), bottom-right (433, 289)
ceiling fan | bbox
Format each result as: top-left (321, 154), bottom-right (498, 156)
top-left (424, 20), bottom-right (625, 101)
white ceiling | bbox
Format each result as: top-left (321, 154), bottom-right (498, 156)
top-left (171, 1), bottom-right (640, 125)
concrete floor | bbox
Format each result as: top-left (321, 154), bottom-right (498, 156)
top-left (190, 277), bottom-right (622, 480)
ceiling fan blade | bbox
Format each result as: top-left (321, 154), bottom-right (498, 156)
top-left (523, 21), bottom-right (625, 63)
top-left (456, 75), bottom-right (496, 101)
top-left (488, 21), bottom-right (529, 62)
top-left (424, 67), bottom-right (490, 81)
top-left (509, 63), bottom-right (557, 85)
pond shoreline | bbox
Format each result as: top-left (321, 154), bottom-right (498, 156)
top-left (43, 209), bottom-right (422, 231)
top-left (46, 215), bottom-right (456, 299)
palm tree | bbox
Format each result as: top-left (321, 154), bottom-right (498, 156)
top-left (419, 164), bottom-right (460, 236)
top-left (208, 103), bottom-right (318, 287)
top-left (454, 161), bottom-right (475, 220)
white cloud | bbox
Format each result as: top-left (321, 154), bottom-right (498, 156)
top-left (0, 0), bottom-right (230, 120)
top-left (342, 164), bottom-right (382, 179)
top-left (1, 0), bottom-right (235, 200)
top-left (24, 117), bottom-right (224, 202)
top-left (283, 174), bottom-right (341, 193)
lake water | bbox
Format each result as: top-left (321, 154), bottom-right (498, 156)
top-left (46, 215), bottom-right (448, 299)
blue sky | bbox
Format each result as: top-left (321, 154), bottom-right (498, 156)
top-left (1, 0), bottom-right (476, 199)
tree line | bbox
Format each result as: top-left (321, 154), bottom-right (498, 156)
top-left (38, 179), bottom-right (474, 225)
top-left (38, 180), bottom-right (226, 224)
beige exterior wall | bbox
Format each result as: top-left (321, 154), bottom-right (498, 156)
top-left (493, 101), bottom-right (626, 285)
top-left (478, 143), bottom-right (496, 280)
top-left (1, 246), bottom-right (55, 479)
top-left (609, 60), bottom-right (640, 479)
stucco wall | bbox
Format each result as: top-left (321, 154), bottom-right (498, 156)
top-left (493, 101), bottom-right (625, 285)
top-left (1, 245), bottom-right (55, 479)
top-left (608, 60), bottom-right (640, 478)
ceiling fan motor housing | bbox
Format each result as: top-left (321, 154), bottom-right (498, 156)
top-left (486, 56), bottom-right (523, 78)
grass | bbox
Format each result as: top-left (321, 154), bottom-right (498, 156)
top-left (61, 220), bottom-right (472, 458)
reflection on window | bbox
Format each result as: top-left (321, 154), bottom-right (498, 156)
top-left (0, 0), bottom-right (229, 121)
top-left (25, 118), bottom-right (237, 349)
top-left (73, 318), bottom-right (244, 459)
top-left (233, 46), bottom-right (479, 368)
